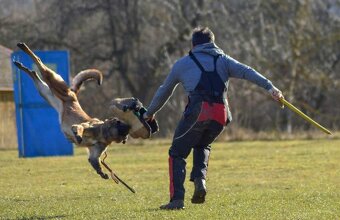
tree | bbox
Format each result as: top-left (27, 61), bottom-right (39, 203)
top-left (1, 0), bottom-right (338, 137)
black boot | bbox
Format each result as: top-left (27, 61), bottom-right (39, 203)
top-left (191, 178), bottom-right (206, 204)
top-left (159, 200), bottom-right (185, 210)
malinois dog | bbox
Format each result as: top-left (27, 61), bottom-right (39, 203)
top-left (13, 43), bottom-right (130, 179)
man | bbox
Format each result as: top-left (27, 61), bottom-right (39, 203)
top-left (144, 26), bottom-right (283, 210)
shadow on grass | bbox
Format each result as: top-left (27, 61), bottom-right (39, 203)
top-left (146, 208), bottom-right (161, 212)
top-left (145, 207), bottom-right (187, 212)
top-left (14, 215), bottom-right (69, 220)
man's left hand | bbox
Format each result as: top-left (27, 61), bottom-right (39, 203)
top-left (269, 86), bottom-right (284, 108)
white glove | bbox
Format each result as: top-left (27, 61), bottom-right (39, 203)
top-left (269, 86), bottom-right (284, 108)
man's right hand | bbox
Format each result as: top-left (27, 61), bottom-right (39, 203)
top-left (143, 112), bottom-right (155, 121)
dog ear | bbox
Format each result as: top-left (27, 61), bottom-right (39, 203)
top-left (71, 125), bottom-right (84, 144)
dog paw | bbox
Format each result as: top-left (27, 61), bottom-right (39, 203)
top-left (100, 173), bottom-right (109, 179)
top-left (17, 42), bottom-right (25, 47)
top-left (13, 60), bottom-right (22, 67)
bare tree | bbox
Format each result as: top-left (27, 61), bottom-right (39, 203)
top-left (1, 0), bottom-right (338, 136)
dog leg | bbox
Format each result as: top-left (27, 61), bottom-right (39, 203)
top-left (71, 124), bottom-right (84, 144)
top-left (13, 61), bottom-right (63, 114)
top-left (16, 43), bottom-right (71, 101)
top-left (88, 144), bottom-right (109, 179)
top-left (115, 120), bottom-right (130, 143)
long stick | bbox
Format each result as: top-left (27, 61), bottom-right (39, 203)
top-left (279, 98), bottom-right (332, 135)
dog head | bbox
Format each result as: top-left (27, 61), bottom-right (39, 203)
top-left (102, 118), bottom-right (130, 143)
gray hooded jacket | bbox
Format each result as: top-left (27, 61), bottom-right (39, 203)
top-left (146, 43), bottom-right (273, 116)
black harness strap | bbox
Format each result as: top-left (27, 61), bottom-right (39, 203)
top-left (213, 54), bottom-right (220, 72)
top-left (189, 51), bottom-right (221, 72)
top-left (189, 51), bottom-right (206, 72)
top-left (189, 51), bottom-right (223, 98)
top-left (187, 50), bottom-right (232, 124)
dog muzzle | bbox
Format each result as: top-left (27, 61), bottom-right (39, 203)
top-left (110, 97), bottom-right (159, 139)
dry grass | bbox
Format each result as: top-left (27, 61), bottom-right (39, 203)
top-left (219, 126), bottom-right (339, 142)
top-left (0, 139), bottom-right (339, 219)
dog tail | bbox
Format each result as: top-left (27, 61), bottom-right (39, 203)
top-left (71, 69), bottom-right (103, 94)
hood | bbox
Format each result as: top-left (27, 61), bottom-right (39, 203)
top-left (191, 43), bottom-right (225, 56)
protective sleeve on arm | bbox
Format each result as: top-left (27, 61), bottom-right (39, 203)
top-left (146, 64), bottom-right (180, 116)
top-left (224, 55), bottom-right (273, 90)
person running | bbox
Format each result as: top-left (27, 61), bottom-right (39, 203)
top-left (144, 26), bottom-right (283, 210)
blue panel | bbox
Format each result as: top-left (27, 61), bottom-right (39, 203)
top-left (11, 50), bottom-right (73, 157)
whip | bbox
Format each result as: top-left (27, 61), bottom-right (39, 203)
top-left (279, 98), bottom-right (332, 135)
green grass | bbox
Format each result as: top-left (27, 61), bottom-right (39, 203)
top-left (0, 139), bottom-right (339, 219)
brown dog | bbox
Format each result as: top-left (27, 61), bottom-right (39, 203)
top-left (13, 43), bottom-right (130, 179)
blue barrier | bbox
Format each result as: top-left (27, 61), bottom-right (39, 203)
top-left (12, 50), bottom-right (73, 157)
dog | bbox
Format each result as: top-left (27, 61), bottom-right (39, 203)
top-left (13, 43), bottom-right (130, 179)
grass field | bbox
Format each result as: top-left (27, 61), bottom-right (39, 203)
top-left (0, 139), bottom-right (339, 219)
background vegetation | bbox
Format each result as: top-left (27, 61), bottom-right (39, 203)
top-left (0, 0), bottom-right (339, 137)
